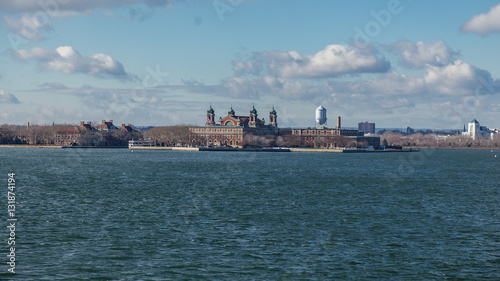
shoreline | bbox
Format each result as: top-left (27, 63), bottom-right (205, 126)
top-left (0, 145), bottom-right (63, 148)
top-left (404, 146), bottom-right (500, 151)
top-left (1, 144), bottom-right (498, 152)
top-left (130, 147), bottom-right (420, 153)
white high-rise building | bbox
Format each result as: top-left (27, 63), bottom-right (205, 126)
top-left (467, 119), bottom-right (495, 140)
top-left (467, 119), bottom-right (479, 140)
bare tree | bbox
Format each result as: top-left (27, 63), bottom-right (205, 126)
top-left (143, 125), bottom-right (191, 146)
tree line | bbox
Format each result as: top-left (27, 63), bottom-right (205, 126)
top-left (5, 123), bottom-right (497, 149)
top-left (0, 124), bottom-right (75, 145)
top-left (380, 131), bottom-right (500, 148)
top-left (142, 125), bottom-right (191, 146)
top-left (0, 124), bottom-right (142, 146)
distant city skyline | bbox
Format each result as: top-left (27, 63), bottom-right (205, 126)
top-left (1, 0), bottom-right (500, 129)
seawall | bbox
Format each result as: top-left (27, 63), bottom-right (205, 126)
top-left (129, 147), bottom-right (419, 153)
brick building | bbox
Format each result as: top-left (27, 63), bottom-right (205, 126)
top-left (358, 121), bottom-right (376, 134)
top-left (292, 117), bottom-right (380, 149)
top-left (189, 105), bottom-right (380, 149)
top-left (54, 129), bottom-right (81, 146)
top-left (55, 120), bottom-right (137, 147)
top-left (189, 106), bottom-right (279, 148)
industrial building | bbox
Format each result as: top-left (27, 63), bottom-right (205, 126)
top-left (292, 105), bottom-right (380, 149)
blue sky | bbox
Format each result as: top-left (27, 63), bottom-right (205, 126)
top-left (1, 0), bottom-right (500, 129)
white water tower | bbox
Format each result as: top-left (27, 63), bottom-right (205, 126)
top-left (315, 105), bottom-right (327, 127)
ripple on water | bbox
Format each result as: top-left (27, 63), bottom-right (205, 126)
top-left (1, 148), bottom-right (499, 279)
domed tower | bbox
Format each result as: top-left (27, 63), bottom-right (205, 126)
top-left (228, 106), bottom-right (235, 116)
top-left (269, 106), bottom-right (277, 127)
top-left (206, 105), bottom-right (215, 126)
top-left (249, 105), bottom-right (258, 127)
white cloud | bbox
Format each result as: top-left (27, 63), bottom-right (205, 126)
top-left (208, 60), bottom-right (500, 104)
top-left (233, 44), bottom-right (391, 79)
top-left (3, 15), bottom-right (53, 41)
top-left (232, 59), bottom-right (263, 76)
top-left (424, 60), bottom-right (500, 96)
top-left (461, 3), bottom-right (500, 35)
top-left (390, 40), bottom-right (457, 68)
top-left (334, 61), bottom-right (499, 98)
top-left (0, 90), bottom-right (21, 104)
top-left (348, 72), bottom-right (426, 97)
top-left (11, 46), bottom-right (134, 80)
top-left (0, 0), bottom-right (174, 15)
top-left (216, 76), bottom-right (335, 100)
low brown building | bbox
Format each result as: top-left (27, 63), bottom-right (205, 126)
top-left (54, 129), bottom-right (81, 146)
top-left (55, 120), bottom-right (138, 147)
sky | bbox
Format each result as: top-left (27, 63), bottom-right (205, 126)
top-left (1, 0), bottom-right (500, 129)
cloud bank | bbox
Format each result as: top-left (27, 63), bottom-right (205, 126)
top-left (219, 40), bottom-right (500, 102)
top-left (233, 44), bottom-right (391, 79)
top-left (389, 40), bottom-right (457, 68)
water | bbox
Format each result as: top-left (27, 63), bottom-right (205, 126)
top-left (0, 148), bottom-right (499, 280)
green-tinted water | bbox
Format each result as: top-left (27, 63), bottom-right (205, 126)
top-left (1, 148), bottom-right (499, 280)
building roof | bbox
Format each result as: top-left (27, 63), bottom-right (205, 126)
top-left (95, 120), bottom-right (117, 130)
top-left (470, 119), bottom-right (479, 124)
top-left (120, 124), bottom-right (136, 132)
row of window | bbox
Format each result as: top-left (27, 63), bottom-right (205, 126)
top-left (193, 135), bottom-right (242, 139)
top-left (192, 140), bottom-right (240, 146)
top-left (192, 128), bottom-right (243, 133)
top-left (293, 130), bottom-right (340, 136)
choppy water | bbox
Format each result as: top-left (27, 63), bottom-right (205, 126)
top-left (1, 148), bottom-right (499, 280)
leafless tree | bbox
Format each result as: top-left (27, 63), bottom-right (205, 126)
top-left (143, 125), bottom-right (191, 146)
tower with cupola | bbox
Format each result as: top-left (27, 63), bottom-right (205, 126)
top-left (249, 105), bottom-right (258, 127)
top-left (269, 106), bottom-right (277, 127)
top-left (206, 105), bottom-right (215, 126)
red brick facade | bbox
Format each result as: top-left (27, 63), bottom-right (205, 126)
top-left (190, 106), bottom-right (278, 148)
top-left (55, 120), bottom-right (137, 146)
